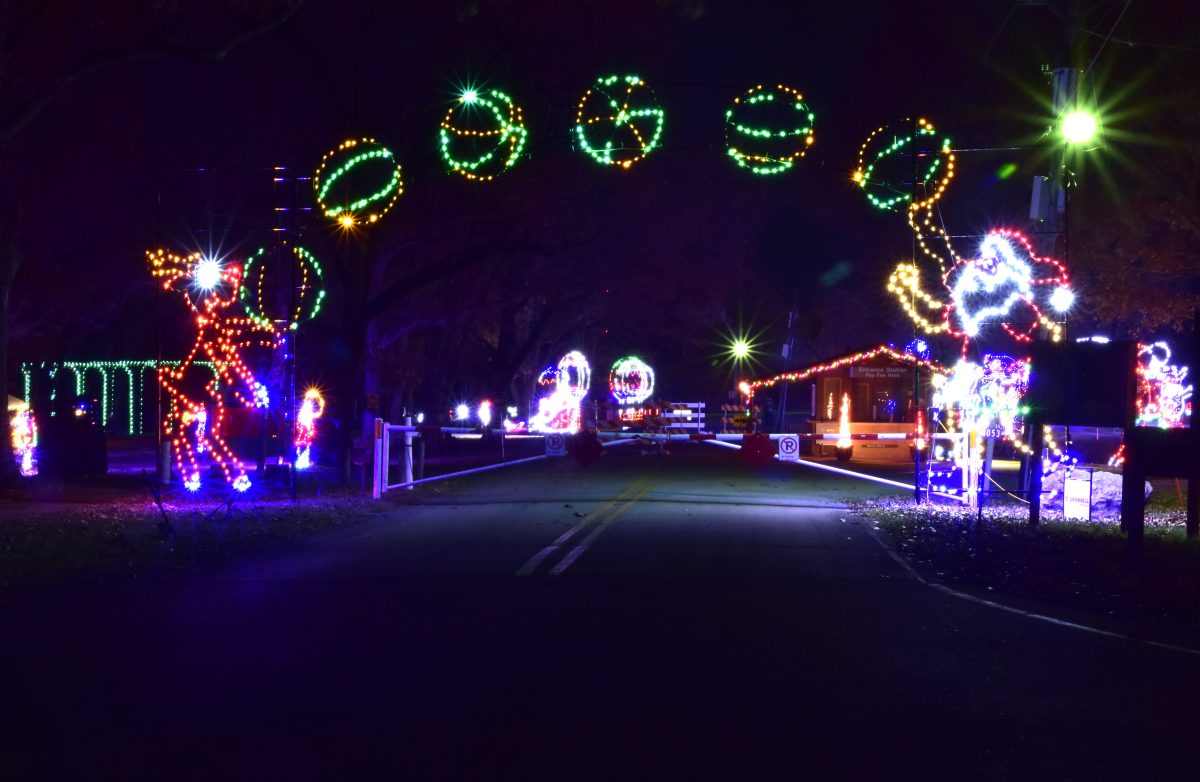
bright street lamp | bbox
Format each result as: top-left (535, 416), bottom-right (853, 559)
top-left (1061, 109), bottom-right (1098, 145)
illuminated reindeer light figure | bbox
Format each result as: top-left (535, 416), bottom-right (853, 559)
top-left (148, 249), bottom-right (278, 492)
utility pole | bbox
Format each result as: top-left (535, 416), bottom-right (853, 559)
top-left (777, 292), bottom-right (798, 432)
top-left (1026, 0), bottom-right (1092, 524)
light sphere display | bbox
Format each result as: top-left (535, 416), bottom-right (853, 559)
top-left (724, 84), bottom-right (815, 175)
top-left (314, 137), bottom-right (403, 227)
top-left (852, 117), bottom-right (954, 212)
top-left (241, 244), bottom-right (326, 331)
top-left (439, 88), bottom-right (529, 181)
top-left (610, 356), bottom-right (656, 405)
top-left (573, 74), bottom-right (665, 169)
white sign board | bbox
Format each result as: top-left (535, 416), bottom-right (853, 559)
top-left (776, 434), bottom-right (800, 462)
top-left (1063, 470), bottom-right (1092, 521)
top-left (545, 433), bottom-right (567, 457)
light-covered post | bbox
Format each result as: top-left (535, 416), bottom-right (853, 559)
top-left (402, 415), bottom-right (414, 489)
top-left (372, 417), bottom-right (384, 499)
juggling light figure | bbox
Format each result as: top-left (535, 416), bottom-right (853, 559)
top-left (862, 118), bottom-right (1074, 351)
top-left (888, 229), bottom-right (1072, 352)
top-left (294, 389), bottom-right (325, 471)
top-left (149, 249), bottom-right (280, 492)
top-left (530, 351), bottom-right (591, 433)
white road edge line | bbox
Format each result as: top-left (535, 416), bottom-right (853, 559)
top-left (863, 520), bottom-right (1200, 657)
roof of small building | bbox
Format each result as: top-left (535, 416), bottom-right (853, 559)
top-left (745, 344), bottom-right (948, 396)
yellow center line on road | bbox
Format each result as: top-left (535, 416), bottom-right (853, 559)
top-left (547, 480), bottom-right (657, 576)
top-left (514, 476), bottom-right (652, 577)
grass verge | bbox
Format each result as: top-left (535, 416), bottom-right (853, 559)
top-left (0, 492), bottom-right (386, 591)
top-left (854, 498), bottom-right (1200, 639)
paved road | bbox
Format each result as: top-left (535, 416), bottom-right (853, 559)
top-left (3, 446), bottom-right (1196, 779)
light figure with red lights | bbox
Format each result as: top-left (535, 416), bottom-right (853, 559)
top-left (149, 249), bottom-right (279, 492)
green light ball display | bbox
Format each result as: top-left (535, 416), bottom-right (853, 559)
top-left (724, 84), bottom-right (816, 175)
top-left (439, 88), bottom-right (529, 181)
top-left (240, 244), bottom-right (326, 331)
top-left (573, 74), bottom-right (665, 169)
top-left (852, 118), bottom-right (954, 212)
top-left (314, 137), bottom-right (403, 227)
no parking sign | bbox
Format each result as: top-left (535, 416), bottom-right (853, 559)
top-left (777, 434), bottom-right (800, 462)
top-left (545, 433), bottom-right (567, 456)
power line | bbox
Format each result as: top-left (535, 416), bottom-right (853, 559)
top-left (1083, 0), bottom-right (1132, 74)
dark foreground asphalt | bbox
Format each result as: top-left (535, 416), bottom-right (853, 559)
top-left (3, 446), bottom-right (1197, 779)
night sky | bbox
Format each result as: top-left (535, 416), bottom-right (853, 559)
top-left (5, 0), bottom-right (1196, 410)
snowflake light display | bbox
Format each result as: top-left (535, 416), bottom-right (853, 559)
top-left (149, 249), bottom-right (280, 492)
top-left (294, 389), bottom-right (324, 471)
top-left (314, 137), bottom-right (403, 228)
top-left (439, 88), bottom-right (528, 182)
top-left (530, 351), bottom-right (591, 433)
top-left (724, 84), bottom-right (815, 175)
top-left (609, 356), bottom-right (655, 405)
top-left (574, 74), bottom-right (664, 169)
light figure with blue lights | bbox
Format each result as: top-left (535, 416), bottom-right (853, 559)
top-left (1135, 342), bottom-right (1192, 429)
top-left (928, 355), bottom-right (1074, 504)
top-left (294, 389), bottom-right (325, 471)
top-left (148, 249), bottom-right (280, 493)
top-left (530, 351), bottom-right (591, 433)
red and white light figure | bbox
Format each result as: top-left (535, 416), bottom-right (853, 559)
top-left (10, 402), bottom-right (36, 477)
top-left (530, 351), bottom-right (591, 433)
top-left (294, 388), bottom-right (325, 471)
top-left (148, 249), bottom-right (280, 492)
top-left (889, 228), bottom-right (1072, 351)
